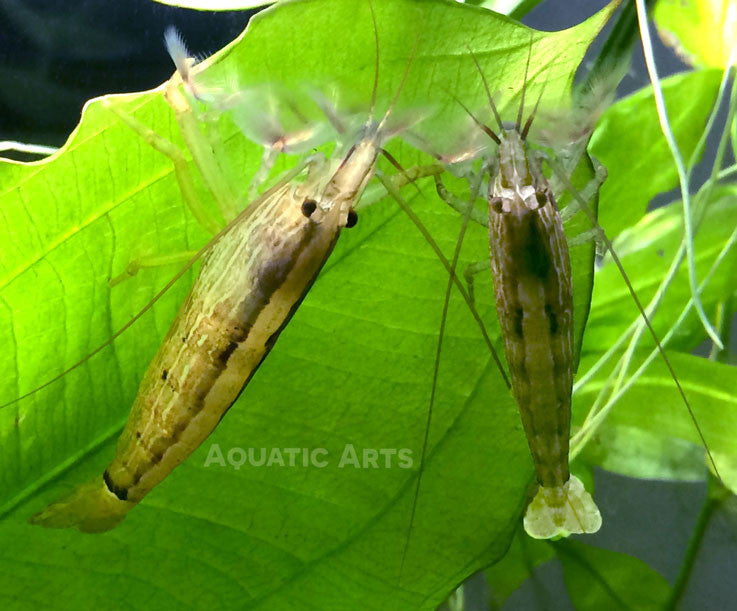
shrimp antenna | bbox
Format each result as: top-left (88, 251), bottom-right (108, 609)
top-left (451, 92), bottom-right (501, 146)
top-left (521, 70), bottom-right (548, 141)
top-left (377, 16), bottom-right (422, 134)
top-left (375, 18), bottom-right (424, 195)
top-left (367, 0), bottom-right (381, 122)
top-left (520, 37), bottom-right (548, 140)
top-left (516, 35), bottom-right (535, 130)
top-left (467, 46), bottom-right (504, 134)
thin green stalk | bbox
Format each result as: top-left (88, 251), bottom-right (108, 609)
top-left (685, 53), bottom-right (735, 174)
top-left (572, 222), bottom-right (737, 456)
top-left (717, 163), bottom-right (737, 181)
top-left (575, 67), bottom-right (737, 395)
top-left (665, 478), bottom-right (730, 611)
top-left (634, 0), bottom-right (722, 348)
top-left (696, 56), bottom-right (737, 223)
top-left (708, 300), bottom-right (729, 362)
top-left (609, 60), bottom-right (736, 397)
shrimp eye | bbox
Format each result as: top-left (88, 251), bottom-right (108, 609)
top-left (490, 197), bottom-right (504, 214)
top-left (301, 199), bottom-right (317, 218)
top-left (535, 191), bottom-right (548, 208)
top-left (345, 209), bottom-right (358, 228)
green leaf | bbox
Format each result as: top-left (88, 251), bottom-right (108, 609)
top-left (485, 528), bottom-right (555, 608)
top-left (583, 423), bottom-right (707, 481)
top-left (0, 0), bottom-right (615, 608)
top-left (584, 185), bottom-right (737, 356)
top-left (654, 0), bottom-right (737, 68)
top-left (589, 69), bottom-right (722, 237)
top-left (575, 352), bottom-right (737, 482)
top-left (556, 539), bottom-right (671, 610)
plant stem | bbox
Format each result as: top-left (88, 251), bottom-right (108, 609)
top-left (665, 478), bottom-right (729, 610)
top-left (634, 0), bottom-right (723, 348)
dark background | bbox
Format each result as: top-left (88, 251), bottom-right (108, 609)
top-left (0, 0), bottom-right (252, 150)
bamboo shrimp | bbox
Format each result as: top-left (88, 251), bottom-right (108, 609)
top-left (479, 84), bottom-right (602, 539)
top-left (416, 39), bottom-right (721, 542)
top-left (29, 12), bottom-right (423, 532)
top-left (408, 47), bottom-right (608, 541)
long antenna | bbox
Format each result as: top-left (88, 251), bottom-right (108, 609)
top-left (377, 17), bottom-right (422, 134)
top-left (398, 170), bottom-right (487, 580)
top-left (467, 47), bottom-right (504, 134)
top-left (367, 0), bottom-right (381, 122)
top-left (451, 93), bottom-right (500, 146)
top-left (516, 33), bottom-right (534, 129)
top-left (521, 71), bottom-right (548, 141)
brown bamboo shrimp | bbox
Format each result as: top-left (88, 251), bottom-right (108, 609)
top-left (477, 78), bottom-right (602, 539)
top-left (28, 14), bottom-right (425, 532)
top-left (468, 51), bottom-right (721, 538)
top-left (413, 38), bottom-right (721, 542)
top-left (405, 47), bottom-right (607, 542)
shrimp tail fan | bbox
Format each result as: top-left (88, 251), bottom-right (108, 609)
top-left (29, 476), bottom-right (135, 533)
top-left (523, 475), bottom-right (602, 539)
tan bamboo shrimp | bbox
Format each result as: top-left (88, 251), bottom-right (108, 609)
top-left (21, 4), bottom-right (434, 532)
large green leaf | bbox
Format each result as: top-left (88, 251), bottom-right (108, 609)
top-left (556, 539), bottom-right (671, 610)
top-left (584, 185), bottom-right (737, 356)
top-left (589, 69), bottom-right (722, 238)
top-left (654, 0), bottom-right (737, 68)
top-left (575, 352), bottom-right (737, 483)
top-left (0, 0), bottom-right (615, 609)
